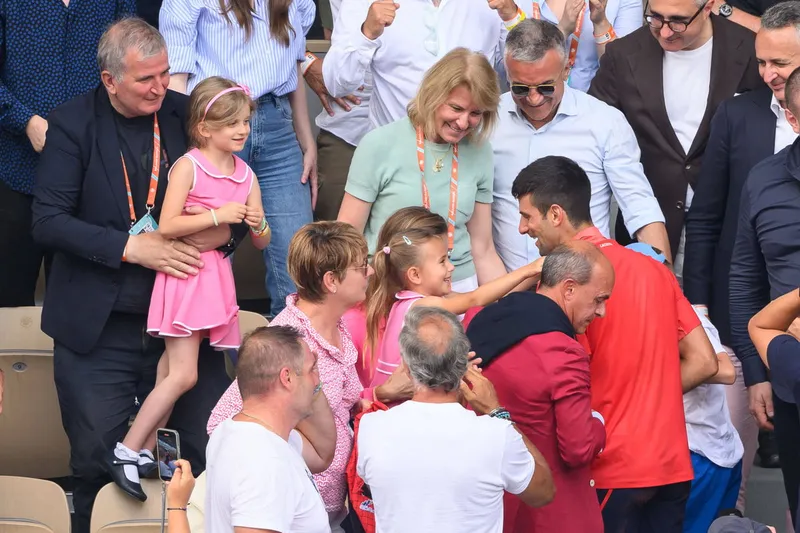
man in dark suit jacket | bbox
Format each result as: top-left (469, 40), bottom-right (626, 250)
top-left (589, 0), bottom-right (763, 277)
top-left (728, 66), bottom-right (800, 529)
top-left (684, 3), bottom-right (800, 504)
top-left (31, 19), bottom-right (239, 533)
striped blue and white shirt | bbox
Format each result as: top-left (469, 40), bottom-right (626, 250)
top-left (160, 0), bottom-right (315, 98)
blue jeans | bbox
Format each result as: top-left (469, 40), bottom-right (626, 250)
top-left (238, 93), bottom-right (312, 316)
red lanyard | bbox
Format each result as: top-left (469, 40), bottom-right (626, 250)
top-left (120, 115), bottom-right (161, 226)
top-left (530, 1), bottom-right (585, 76)
top-left (415, 126), bottom-right (458, 255)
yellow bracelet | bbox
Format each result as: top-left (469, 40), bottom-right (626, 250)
top-left (504, 8), bottom-right (527, 31)
top-left (251, 219), bottom-right (271, 239)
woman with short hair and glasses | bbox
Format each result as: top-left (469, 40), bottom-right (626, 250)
top-left (338, 48), bottom-right (506, 294)
top-left (207, 221), bottom-right (373, 533)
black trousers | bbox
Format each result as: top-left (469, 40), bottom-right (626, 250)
top-left (773, 392), bottom-right (800, 526)
top-left (597, 480), bottom-right (692, 533)
top-left (54, 312), bottom-right (232, 533)
top-left (0, 180), bottom-right (49, 306)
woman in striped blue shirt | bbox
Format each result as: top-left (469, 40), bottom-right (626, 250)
top-left (161, 0), bottom-right (317, 317)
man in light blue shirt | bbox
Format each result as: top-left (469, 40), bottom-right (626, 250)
top-left (492, 19), bottom-right (669, 272)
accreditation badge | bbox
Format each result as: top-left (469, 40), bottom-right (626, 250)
top-left (129, 212), bottom-right (159, 235)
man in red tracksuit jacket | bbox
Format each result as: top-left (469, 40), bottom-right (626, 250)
top-left (465, 240), bottom-right (613, 533)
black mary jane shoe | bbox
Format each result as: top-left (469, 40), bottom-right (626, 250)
top-left (104, 449), bottom-right (147, 502)
top-left (138, 457), bottom-right (160, 480)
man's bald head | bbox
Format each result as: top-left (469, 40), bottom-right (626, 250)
top-left (539, 241), bottom-right (615, 333)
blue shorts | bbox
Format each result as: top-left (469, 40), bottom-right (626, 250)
top-left (683, 452), bottom-right (742, 533)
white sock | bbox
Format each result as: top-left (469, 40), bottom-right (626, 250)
top-left (138, 449), bottom-right (155, 466)
top-left (114, 443), bottom-right (141, 484)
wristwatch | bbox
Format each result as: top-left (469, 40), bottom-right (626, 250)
top-left (217, 228), bottom-right (238, 258)
top-left (718, 3), bottom-right (733, 17)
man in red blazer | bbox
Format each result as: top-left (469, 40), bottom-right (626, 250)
top-left (465, 240), bottom-right (614, 533)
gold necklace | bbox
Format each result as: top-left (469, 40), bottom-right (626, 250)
top-left (238, 411), bottom-right (277, 433)
top-left (433, 157), bottom-right (444, 173)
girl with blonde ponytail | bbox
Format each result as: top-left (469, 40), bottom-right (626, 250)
top-left (358, 207), bottom-right (543, 406)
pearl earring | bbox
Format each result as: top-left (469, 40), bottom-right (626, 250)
top-left (332, 287), bottom-right (337, 294)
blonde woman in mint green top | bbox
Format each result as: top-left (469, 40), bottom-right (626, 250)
top-left (338, 48), bottom-right (508, 291)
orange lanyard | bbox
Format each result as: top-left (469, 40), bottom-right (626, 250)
top-left (120, 115), bottom-right (161, 226)
top-left (530, 1), bottom-right (585, 76)
top-left (415, 126), bottom-right (458, 255)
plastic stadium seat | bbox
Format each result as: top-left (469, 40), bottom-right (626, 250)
top-left (91, 479), bottom-right (166, 533)
top-left (0, 307), bottom-right (71, 479)
top-left (0, 476), bottom-right (70, 533)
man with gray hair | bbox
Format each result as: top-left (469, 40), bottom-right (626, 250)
top-left (491, 19), bottom-right (669, 277)
top-left (465, 240), bottom-right (613, 533)
top-left (31, 17), bottom-right (245, 529)
top-left (685, 0), bottom-right (800, 509)
top-left (356, 306), bottom-right (555, 533)
top-left (205, 326), bottom-right (336, 533)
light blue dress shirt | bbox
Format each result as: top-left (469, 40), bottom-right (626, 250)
top-left (160, 0), bottom-right (315, 97)
top-left (491, 86), bottom-right (665, 272)
top-left (532, 0), bottom-right (642, 92)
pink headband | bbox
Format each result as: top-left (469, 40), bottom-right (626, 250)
top-left (202, 84), bottom-right (251, 122)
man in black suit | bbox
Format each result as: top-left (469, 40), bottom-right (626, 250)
top-left (729, 65), bottom-right (800, 530)
top-left (684, 2), bottom-right (800, 509)
top-left (31, 18), bottom-right (238, 533)
top-left (588, 0), bottom-right (763, 281)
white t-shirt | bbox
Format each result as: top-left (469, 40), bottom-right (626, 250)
top-left (205, 419), bottom-right (330, 533)
top-left (663, 37), bottom-right (713, 210)
top-left (357, 401), bottom-right (534, 533)
top-left (684, 310), bottom-right (745, 469)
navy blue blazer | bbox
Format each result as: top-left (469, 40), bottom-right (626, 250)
top-left (684, 87), bottom-right (776, 347)
top-left (32, 87), bottom-right (191, 354)
top-left (729, 138), bottom-right (800, 386)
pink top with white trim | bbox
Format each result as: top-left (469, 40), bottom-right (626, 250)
top-left (366, 291), bottom-right (424, 398)
top-left (206, 294), bottom-right (362, 513)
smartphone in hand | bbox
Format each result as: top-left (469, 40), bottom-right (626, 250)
top-left (156, 428), bottom-right (181, 482)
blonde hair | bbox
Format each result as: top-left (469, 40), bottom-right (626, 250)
top-left (288, 221), bottom-right (369, 303)
top-left (365, 207), bottom-right (448, 360)
top-left (187, 76), bottom-right (256, 147)
top-left (407, 47), bottom-right (501, 145)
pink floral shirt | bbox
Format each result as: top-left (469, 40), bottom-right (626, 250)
top-left (207, 295), bottom-right (363, 513)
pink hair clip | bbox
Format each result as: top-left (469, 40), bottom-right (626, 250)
top-left (382, 246), bottom-right (390, 255)
top-left (202, 84), bottom-right (252, 122)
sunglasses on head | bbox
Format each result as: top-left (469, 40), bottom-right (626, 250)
top-left (510, 83), bottom-right (557, 98)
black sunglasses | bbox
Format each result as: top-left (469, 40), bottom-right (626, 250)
top-left (645, 0), bottom-right (707, 33)
top-left (510, 83), bottom-right (557, 98)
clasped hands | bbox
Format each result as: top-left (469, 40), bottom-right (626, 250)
top-left (125, 204), bottom-right (256, 279)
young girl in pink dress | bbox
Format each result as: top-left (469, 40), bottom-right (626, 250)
top-left (358, 206), bottom-right (542, 404)
top-left (106, 77), bottom-right (272, 501)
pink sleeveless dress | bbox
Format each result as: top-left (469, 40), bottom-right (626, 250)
top-left (146, 148), bottom-right (254, 349)
top-left (367, 291), bottom-right (424, 398)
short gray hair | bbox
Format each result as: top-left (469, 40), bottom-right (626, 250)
top-left (505, 19), bottom-right (567, 64)
top-left (399, 307), bottom-right (470, 393)
top-left (97, 17), bottom-right (166, 81)
top-left (540, 244), bottom-right (596, 288)
top-left (236, 326), bottom-right (306, 398)
top-left (761, 0), bottom-right (800, 35)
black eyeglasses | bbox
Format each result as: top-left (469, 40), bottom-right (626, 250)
top-left (510, 83), bottom-right (557, 98)
top-left (645, 1), bottom-right (707, 33)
